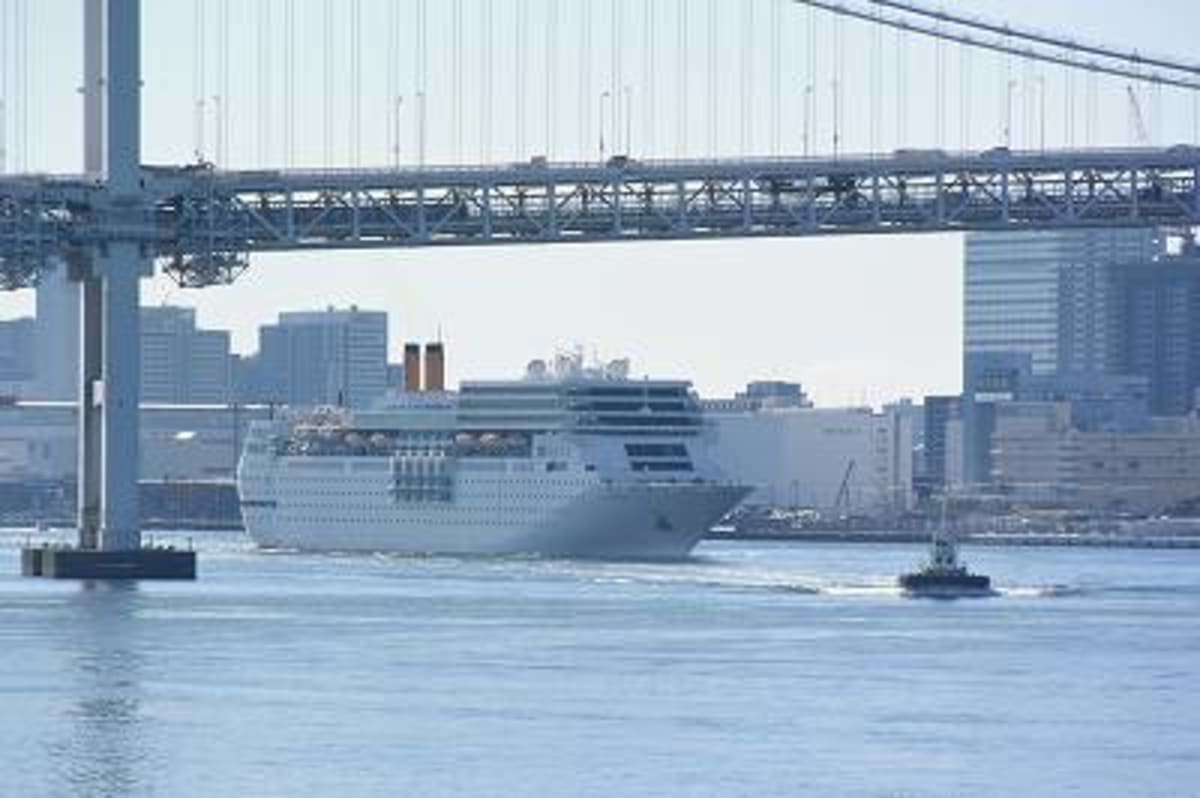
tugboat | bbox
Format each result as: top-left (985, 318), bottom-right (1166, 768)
top-left (899, 527), bottom-right (992, 598)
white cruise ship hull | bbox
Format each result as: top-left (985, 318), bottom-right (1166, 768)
top-left (242, 480), bottom-right (747, 561)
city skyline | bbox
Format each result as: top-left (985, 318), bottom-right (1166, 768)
top-left (0, 0), bottom-right (1194, 403)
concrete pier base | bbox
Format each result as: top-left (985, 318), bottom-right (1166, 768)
top-left (21, 546), bottom-right (196, 580)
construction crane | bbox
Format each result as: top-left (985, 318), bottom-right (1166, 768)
top-left (832, 460), bottom-right (857, 517)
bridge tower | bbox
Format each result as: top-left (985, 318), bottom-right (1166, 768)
top-left (21, 0), bottom-right (195, 579)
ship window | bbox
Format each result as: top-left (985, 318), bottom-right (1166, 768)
top-left (625, 443), bottom-right (688, 458)
top-left (631, 461), bottom-right (694, 472)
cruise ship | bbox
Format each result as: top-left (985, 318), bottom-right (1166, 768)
top-left (237, 354), bottom-right (749, 559)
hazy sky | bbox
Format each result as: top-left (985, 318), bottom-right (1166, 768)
top-left (0, 0), bottom-right (1195, 403)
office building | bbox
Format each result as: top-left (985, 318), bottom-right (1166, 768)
top-left (964, 229), bottom-right (1161, 376)
top-left (1111, 253), bottom-right (1200, 416)
top-left (0, 317), bottom-right (36, 395)
top-left (920, 395), bottom-right (959, 494)
top-left (141, 306), bottom-right (233, 404)
top-left (33, 262), bottom-right (79, 400)
top-left (248, 306), bottom-right (388, 408)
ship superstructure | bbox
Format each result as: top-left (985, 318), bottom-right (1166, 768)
top-left (237, 355), bottom-right (748, 559)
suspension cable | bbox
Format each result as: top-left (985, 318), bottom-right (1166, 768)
top-left (793, 0), bottom-right (1200, 92)
top-left (868, 0), bottom-right (1200, 79)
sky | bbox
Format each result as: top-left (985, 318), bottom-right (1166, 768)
top-left (0, 0), bottom-right (1196, 403)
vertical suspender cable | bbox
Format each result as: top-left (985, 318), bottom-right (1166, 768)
top-left (28, 0), bottom-right (36, 169)
top-left (456, 0), bottom-right (464, 163)
top-left (1063, 53), bottom-right (1073, 149)
top-left (516, 0), bottom-right (526, 159)
top-left (257, 1), bottom-right (267, 164)
top-left (1001, 43), bottom-right (1011, 147)
top-left (576, 0), bottom-right (585, 160)
top-left (1086, 72), bottom-right (1096, 147)
top-left (194, 0), bottom-right (206, 163)
top-left (482, 0), bottom-right (493, 163)
top-left (219, 0), bottom-right (230, 167)
top-left (1038, 72), bottom-right (1046, 153)
top-left (386, 0), bottom-right (396, 166)
top-left (323, 0), bottom-right (333, 168)
top-left (935, 21), bottom-right (944, 149)
top-left (770, 0), bottom-right (780, 157)
top-left (414, 0), bottom-right (425, 166)
top-left (959, 44), bottom-right (970, 152)
top-left (1023, 59), bottom-right (1034, 149)
top-left (1151, 80), bottom-right (1162, 146)
top-left (611, 0), bottom-right (620, 156)
top-left (0, 0), bottom-right (7, 174)
top-left (285, 0), bottom-right (294, 167)
top-left (420, 0), bottom-right (428, 166)
top-left (644, 0), bottom-right (653, 157)
top-left (350, 0), bottom-right (361, 167)
top-left (579, 0), bottom-right (590, 160)
top-left (707, 0), bottom-right (716, 157)
top-left (897, 25), bottom-right (907, 147)
top-left (832, 12), bottom-right (841, 158)
top-left (677, 0), bottom-right (687, 158)
top-left (806, 4), bottom-right (815, 156)
top-left (263, 0), bottom-right (273, 166)
top-left (739, 2), bottom-right (749, 158)
top-left (874, 8), bottom-right (883, 153)
top-left (14, 0), bottom-right (23, 170)
top-left (2, 0), bottom-right (10, 174)
top-left (546, 0), bottom-right (556, 159)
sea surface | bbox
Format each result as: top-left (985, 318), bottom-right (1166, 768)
top-left (1, 529), bottom-right (1197, 798)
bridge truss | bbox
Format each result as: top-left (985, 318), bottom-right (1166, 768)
top-left (2, 146), bottom-right (1198, 289)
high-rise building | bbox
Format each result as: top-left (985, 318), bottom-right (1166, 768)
top-left (921, 395), bottom-right (960, 493)
top-left (33, 262), bottom-right (79, 400)
top-left (1111, 253), bottom-right (1200, 416)
top-left (249, 306), bottom-right (388, 408)
top-left (964, 229), bottom-right (1161, 376)
top-left (0, 317), bottom-right (36, 395)
top-left (140, 306), bottom-right (233, 403)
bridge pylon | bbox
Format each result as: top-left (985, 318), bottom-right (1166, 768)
top-left (22, 0), bottom-right (194, 580)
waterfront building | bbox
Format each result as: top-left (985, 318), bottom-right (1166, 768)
top-left (704, 401), bottom-right (913, 517)
top-left (991, 403), bottom-right (1200, 515)
top-left (0, 402), bottom-right (272, 484)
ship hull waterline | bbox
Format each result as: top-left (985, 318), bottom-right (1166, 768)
top-left (244, 483), bottom-right (750, 561)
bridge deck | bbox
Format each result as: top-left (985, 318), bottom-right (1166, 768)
top-left (2, 146), bottom-right (1198, 288)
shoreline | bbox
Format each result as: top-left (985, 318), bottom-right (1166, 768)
top-left (708, 530), bottom-right (1200, 549)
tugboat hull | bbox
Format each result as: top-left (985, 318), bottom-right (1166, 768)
top-left (899, 572), bottom-right (993, 598)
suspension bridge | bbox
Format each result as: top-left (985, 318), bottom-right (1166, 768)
top-left (2, 0), bottom-right (1198, 575)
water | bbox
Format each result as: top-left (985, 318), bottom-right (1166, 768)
top-left (2, 530), bottom-right (1197, 797)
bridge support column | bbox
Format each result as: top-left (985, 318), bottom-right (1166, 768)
top-left (24, 0), bottom-right (195, 578)
top-left (77, 273), bottom-right (102, 549)
top-left (96, 249), bottom-right (143, 551)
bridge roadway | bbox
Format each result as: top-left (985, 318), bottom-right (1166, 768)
top-left (2, 145), bottom-right (1198, 288)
